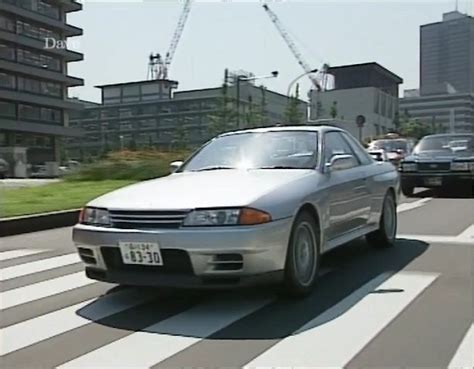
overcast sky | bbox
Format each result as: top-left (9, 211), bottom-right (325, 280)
top-left (67, 0), bottom-right (473, 102)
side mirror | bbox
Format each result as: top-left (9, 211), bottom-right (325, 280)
top-left (326, 154), bottom-right (356, 172)
top-left (169, 160), bottom-right (183, 173)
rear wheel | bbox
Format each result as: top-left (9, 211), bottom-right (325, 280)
top-left (401, 181), bottom-right (414, 197)
top-left (366, 191), bottom-right (397, 248)
top-left (282, 211), bottom-right (320, 297)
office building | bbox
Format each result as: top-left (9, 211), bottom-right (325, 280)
top-left (0, 0), bottom-right (83, 175)
top-left (67, 78), bottom-right (307, 159)
top-left (420, 11), bottom-right (474, 95)
top-left (309, 62), bottom-right (403, 140)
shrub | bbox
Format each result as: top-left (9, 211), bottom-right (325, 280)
top-left (65, 149), bottom-right (191, 181)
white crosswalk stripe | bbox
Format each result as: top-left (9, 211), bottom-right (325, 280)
top-left (0, 272), bottom-right (95, 310)
top-left (0, 248), bottom-right (471, 369)
top-left (0, 249), bottom-right (47, 261)
top-left (0, 288), bottom-right (155, 356)
top-left (397, 198), bottom-right (432, 213)
top-left (448, 324), bottom-right (474, 368)
top-left (58, 294), bottom-right (273, 368)
top-left (244, 271), bottom-right (438, 368)
top-left (0, 253), bottom-right (80, 281)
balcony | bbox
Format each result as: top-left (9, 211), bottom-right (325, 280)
top-left (0, 2), bottom-right (83, 37)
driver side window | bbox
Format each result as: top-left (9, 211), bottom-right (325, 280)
top-left (324, 131), bottom-right (359, 167)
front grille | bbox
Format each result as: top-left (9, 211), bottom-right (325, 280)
top-left (109, 210), bottom-right (190, 230)
top-left (417, 162), bottom-right (451, 172)
top-left (101, 247), bottom-right (194, 275)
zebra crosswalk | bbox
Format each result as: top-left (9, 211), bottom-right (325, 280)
top-left (0, 247), bottom-right (473, 368)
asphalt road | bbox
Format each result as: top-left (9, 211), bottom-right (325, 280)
top-left (1, 190), bottom-right (473, 368)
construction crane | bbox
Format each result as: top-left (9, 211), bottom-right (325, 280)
top-left (148, 0), bottom-right (192, 80)
top-left (262, 3), bottom-right (328, 91)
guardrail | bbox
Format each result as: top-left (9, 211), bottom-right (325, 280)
top-left (0, 209), bottom-right (80, 237)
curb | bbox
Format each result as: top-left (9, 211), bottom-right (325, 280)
top-left (0, 209), bottom-right (80, 237)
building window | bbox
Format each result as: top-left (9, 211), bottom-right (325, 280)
top-left (0, 132), bottom-right (6, 146)
top-left (17, 76), bottom-right (62, 97)
top-left (41, 106), bottom-right (61, 122)
top-left (18, 104), bottom-right (41, 120)
top-left (0, 14), bottom-right (15, 32)
top-left (17, 48), bottom-right (61, 71)
top-left (0, 72), bottom-right (16, 89)
top-left (16, 19), bottom-right (61, 42)
top-left (0, 42), bottom-right (15, 61)
top-left (0, 100), bottom-right (16, 117)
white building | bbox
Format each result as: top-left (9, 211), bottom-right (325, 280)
top-left (309, 63), bottom-right (403, 141)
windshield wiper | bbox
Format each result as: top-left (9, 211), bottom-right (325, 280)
top-left (192, 166), bottom-right (236, 172)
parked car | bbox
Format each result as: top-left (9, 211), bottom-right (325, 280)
top-left (73, 126), bottom-right (399, 296)
top-left (368, 149), bottom-right (389, 162)
top-left (0, 158), bottom-right (9, 179)
top-left (368, 138), bottom-right (415, 166)
top-left (399, 133), bottom-right (474, 196)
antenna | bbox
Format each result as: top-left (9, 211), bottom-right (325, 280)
top-left (455, 0), bottom-right (458, 11)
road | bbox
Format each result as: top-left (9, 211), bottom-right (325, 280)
top-left (1, 190), bottom-right (473, 368)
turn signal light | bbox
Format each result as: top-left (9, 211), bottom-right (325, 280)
top-left (78, 208), bottom-right (85, 223)
top-left (239, 208), bottom-right (272, 225)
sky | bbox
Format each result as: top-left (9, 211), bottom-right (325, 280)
top-left (66, 0), bottom-right (474, 103)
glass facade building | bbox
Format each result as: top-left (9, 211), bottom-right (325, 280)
top-left (0, 0), bottom-right (83, 169)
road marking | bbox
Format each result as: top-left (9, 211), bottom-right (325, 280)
top-left (398, 223), bottom-right (474, 245)
top-left (0, 289), bottom-right (154, 355)
top-left (457, 225), bottom-right (474, 243)
top-left (0, 272), bottom-right (95, 310)
top-left (448, 324), bottom-right (474, 368)
top-left (397, 198), bottom-right (432, 213)
top-left (0, 253), bottom-right (80, 281)
top-left (244, 271), bottom-right (438, 368)
top-left (58, 294), bottom-right (273, 369)
top-left (0, 249), bottom-right (47, 261)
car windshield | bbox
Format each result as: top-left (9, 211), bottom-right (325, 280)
top-left (414, 135), bottom-right (474, 153)
top-left (370, 140), bottom-right (408, 152)
top-left (180, 131), bottom-right (318, 171)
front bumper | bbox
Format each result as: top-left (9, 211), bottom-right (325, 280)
top-left (400, 172), bottom-right (474, 187)
top-left (72, 217), bottom-right (293, 289)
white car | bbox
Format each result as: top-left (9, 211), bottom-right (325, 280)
top-left (73, 126), bottom-right (399, 296)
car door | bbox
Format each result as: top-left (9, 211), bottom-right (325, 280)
top-left (323, 131), bottom-right (369, 240)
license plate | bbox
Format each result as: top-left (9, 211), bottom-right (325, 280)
top-left (424, 177), bottom-right (442, 186)
top-left (119, 242), bottom-right (163, 266)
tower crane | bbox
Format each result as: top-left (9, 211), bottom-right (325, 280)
top-left (262, 4), bottom-right (328, 92)
top-left (148, 0), bottom-right (192, 80)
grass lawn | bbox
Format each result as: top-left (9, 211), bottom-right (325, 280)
top-left (1, 180), bottom-right (136, 218)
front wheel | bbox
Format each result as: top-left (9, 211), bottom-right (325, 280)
top-left (282, 211), bottom-right (320, 297)
top-left (401, 181), bottom-right (414, 197)
top-left (366, 191), bottom-right (397, 248)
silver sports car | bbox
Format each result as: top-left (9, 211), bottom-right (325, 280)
top-left (73, 126), bottom-right (399, 296)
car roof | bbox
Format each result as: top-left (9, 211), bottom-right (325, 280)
top-left (423, 133), bottom-right (474, 138)
top-left (219, 125), bottom-right (344, 137)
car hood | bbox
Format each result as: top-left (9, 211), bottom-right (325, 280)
top-left (89, 169), bottom-right (314, 210)
top-left (405, 150), bottom-right (474, 162)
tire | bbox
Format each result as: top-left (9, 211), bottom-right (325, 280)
top-left (401, 181), bottom-right (414, 197)
top-left (282, 211), bottom-right (320, 297)
top-left (366, 191), bottom-right (397, 249)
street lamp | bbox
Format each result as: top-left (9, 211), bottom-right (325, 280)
top-left (235, 71), bottom-right (279, 129)
top-left (286, 68), bottom-right (318, 98)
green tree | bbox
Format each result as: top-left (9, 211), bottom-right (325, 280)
top-left (399, 119), bottom-right (433, 139)
top-left (208, 82), bottom-right (237, 137)
top-left (329, 101), bottom-right (338, 119)
top-left (285, 83), bottom-right (304, 125)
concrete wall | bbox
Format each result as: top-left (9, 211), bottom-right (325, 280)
top-left (310, 87), bottom-right (396, 140)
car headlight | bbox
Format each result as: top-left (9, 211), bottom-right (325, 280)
top-left (183, 207), bottom-right (272, 226)
top-left (451, 162), bottom-right (469, 171)
top-left (79, 207), bottom-right (110, 226)
top-left (401, 163), bottom-right (417, 172)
